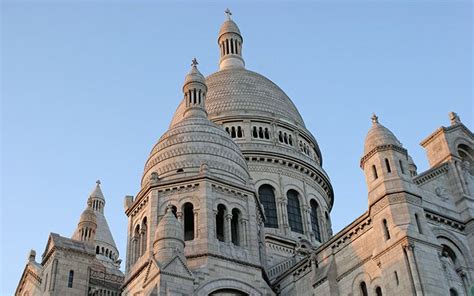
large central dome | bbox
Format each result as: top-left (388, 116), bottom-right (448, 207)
top-left (170, 68), bottom-right (305, 127)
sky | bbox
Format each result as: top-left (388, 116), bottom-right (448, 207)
top-left (1, 1), bottom-right (472, 294)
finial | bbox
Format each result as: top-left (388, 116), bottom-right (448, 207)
top-left (371, 113), bottom-right (379, 125)
top-left (96, 180), bottom-right (101, 185)
top-left (449, 112), bottom-right (461, 126)
top-left (225, 8), bottom-right (232, 20)
top-left (166, 204), bottom-right (175, 213)
top-left (191, 58), bottom-right (198, 68)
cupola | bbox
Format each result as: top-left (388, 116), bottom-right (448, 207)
top-left (183, 58), bottom-right (207, 119)
top-left (218, 9), bottom-right (245, 70)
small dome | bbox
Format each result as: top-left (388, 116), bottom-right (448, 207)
top-left (79, 207), bottom-right (97, 224)
top-left (183, 59), bottom-right (206, 88)
top-left (219, 19), bottom-right (241, 39)
top-left (364, 114), bottom-right (402, 155)
top-left (154, 205), bottom-right (183, 244)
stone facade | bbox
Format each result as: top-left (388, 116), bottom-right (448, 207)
top-left (15, 11), bottom-right (473, 296)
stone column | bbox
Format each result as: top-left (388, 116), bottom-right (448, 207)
top-left (403, 243), bottom-right (424, 296)
top-left (177, 211), bottom-right (183, 223)
top-left (213, 209), bottom-right (218, 241)
top-left (140, 227), bottom-right (147, 256)
top-left (280, 199), bottom-right (290, 234)
top-left (302, 205), bottom-right (312, 238)
top-left (240, 218), bottom-right (248, 247)
top-left (225, 213), bottom-right (232, 243)
top-left (193, 209), bottom-right (199, 239)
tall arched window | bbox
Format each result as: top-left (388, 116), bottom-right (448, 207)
top-left (68, 270), bottom-right (74, 288)
top-left (415, 213), bottom-right (423, 234)
top-left (134, 225), bottom-right (141, 260)
top-left (141, 217), bottom-right (148, 255)
top-left (399, 159), bottom-right (405, 174)
top-left (385, 158), bottom-right (391, 173)
top-left (360, 281), bottom-right (368, 296)
top-left (310, 200), bottom-right (321, 241)
top-left (287, 190), bottom-right (303, 234)
top-left (96, 246), bottom-right (100, 254)
top-left (216, 204), bottom-right (226, 242)
top-left (258, 185), bottom-right (278, 228)
top-left (231, 208), bottom-right (240, 246)
top-left (375, 286), bottom-right (382, 296)
top-left (382, 219), bottom-right (390, 240)
top-left (183, 203), bottom-right (195, 241)
top-left (372, 165), bottom-right (378, 179)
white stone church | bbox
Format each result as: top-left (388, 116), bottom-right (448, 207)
top-left (15, 11), bottom-right (474, 296)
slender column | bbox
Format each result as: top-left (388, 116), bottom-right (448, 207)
top-left (177, 211), bottom-right (183, 223)
top-left (225, 213), bottom-right (232, 243)
top-left (240, 218), bottom-right (248, 247)
top-left (403, 243), bottom-right (424, 296)
top-left (193, 209), bottom-right (199, 239)
top-left (213, 209), bottom-right (218, 240)
top-left (302, 205), bottom-right (311, 238)
top-left (140, 228), bottom-right (147, 256)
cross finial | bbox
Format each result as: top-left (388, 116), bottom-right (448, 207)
top-left (371, 113), bottom-right (379, 125)
top-left (191, 58), bottom-right (198, 68)
top-left (225, 8), bottom-right (232, 20)
top-left (96, 180), bottom-right (101, 185)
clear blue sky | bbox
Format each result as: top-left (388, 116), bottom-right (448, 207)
top-left (1, 1), bottom-right (472, 294)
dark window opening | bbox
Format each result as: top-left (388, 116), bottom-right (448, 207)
top-left (68, 270), bottom-right (74, 288)
top-left (385, 158), bottom-right (391, 173)
top-left (258, 185), bottom-right (278, 228)
top-left (360, 281), bottom-right (368, 296)
top-left (183, 203), bottom-right (194, 241)
top-left (231, 208), bottom-right (240, 245)
top-left (216, 204), bottom-right (226, 242)
top-left (375, 286), bottom-right (382, 296)
top-left (383, 219), bottom-right (391, 240)
top-left (372, 165), bottom-right (378, 179)
top-left (287, 190), bottom-right (304, 234)
top-left (310, 200), bottom-right (321, 241)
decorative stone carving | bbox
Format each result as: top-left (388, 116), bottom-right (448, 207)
top-left (149, 172), bottom-right (159, 183)
top-left (435, 187), bottom-right (449, 200)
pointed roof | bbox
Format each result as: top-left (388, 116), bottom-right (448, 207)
top-left (363, 114), bottom-right (402, 155)
top-left (89, 180), bottom-right (105, 200)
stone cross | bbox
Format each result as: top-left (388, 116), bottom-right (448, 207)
top-left (225, 8), bottom-right (232, 20)
top-left (96, 180), bottom-right (101, 185)
top-left (371, 113), bottom-right (379, 125)
top-left (191, 58), bottom-right (198, 68)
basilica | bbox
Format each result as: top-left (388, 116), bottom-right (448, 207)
top-left (15, 11), bottom-right (474, 296)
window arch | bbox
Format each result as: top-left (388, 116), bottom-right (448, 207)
top-left (258, 185), bottom-right (278, 228)
top-left (141, 217), bottom-right (148, 255)
top-left (310, 200), bottom-right (321, 241)
top-left (231, 208), bottom-right (241, 246)
top-left (286, 190), bottom-right (303, 234)
top-left (68, 270), bottom-right (74, 288)
top-left (183, 202), bottom-right (195, 241)
top-left (382, 219), bottom-right (390, 240)
top-left (359, 281), bottom-right (368, 296)
top-left (216, 204), bottom-right (226, 242)
top-left (385, 158), bottom-right (391, 173)
top-left (372, 165), bottom-right (378, 179)
top-left (375, 286), bottom-right (382, 296)
top-left (449, 288), bottom-right (458, 296)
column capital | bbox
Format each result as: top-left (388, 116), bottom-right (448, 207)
top-left (402, 242), bottom-right (415, 251)
top-left (225, 213), bottom-right (233, 220)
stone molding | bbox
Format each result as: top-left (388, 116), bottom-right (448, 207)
top-left (425, 210), bottom-right (466, 232)
top-left (413, 162), bottom-right (449, 185)
top-left (360, 144), bottom-right (408, 168)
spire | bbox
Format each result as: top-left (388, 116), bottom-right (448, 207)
top-left (182, 58), bottom-right (208, 119)
top-left (218, 9), bottom-right (245, 70)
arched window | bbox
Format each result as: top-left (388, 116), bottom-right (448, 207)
top-left (258, 127), bottom-right (264, 138)
top-left (183, 202), bottom-right (194, 241)
top-left (101, 246), bottom-right (105, 254)
top-left (375, 286), bottom-right (382, 296)
top-left (385, 158), bottom-right (391, 173)
top-left (382, 219), bottom-right (390, 240)
top-left (415, 213), bottom-right (423, 234)
top-left (449, 288), bottom-right (458, 296)
top-left (360, 281), bottom-right (368, 296)
top-left (288, 135), bottom-right (293, 146)
top-left (399, 159), bottom-right (405, 174)
top-left (141, 217), bottom-right (148, 255)
top-left (253, 126), bottom-right (258, 138)
top-left (264, 128), bottom-right (270, 139)
top-left (231, 208), bottom-right (240, 246)
top-left (171, 205), bottom-right (177, 218)
top-left (68, 270), bottom-right (74, 288)
top-left (372, 165), bottom-right (378, 179)
top-left (310, 200), bottom-right (321, 241)
top-left (284, 133), bottom-right (288, 144)
top-left (286, 190), bottom-right (303, 234)
top-left (216, 204), bottom-right (226, 242)
top-left (237, 126), bottom-right (243, 138)
top-left (258, 185), bottom-right (278, 228)
top-left (279, 131), bottom-right (283, 142)
top-left (96, 246), bottom-right (100, 254)
top-left (106, 249), bottom-right (109, 257)
top-left (134, 225), bottom-right (140, 260)
top-left (231, 126), bottom-right (236, 138)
